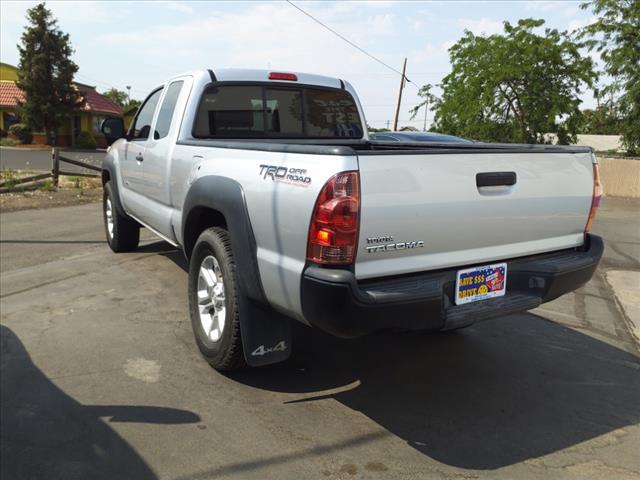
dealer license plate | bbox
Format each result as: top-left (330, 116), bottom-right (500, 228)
top-left (454, 262), bottom-right (507, 305)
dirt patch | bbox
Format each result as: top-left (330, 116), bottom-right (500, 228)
top-left (0, 176), bottom-right (102, 213)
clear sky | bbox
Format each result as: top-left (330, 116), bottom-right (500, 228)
top-left (1, 0), bottom-right (597, 129)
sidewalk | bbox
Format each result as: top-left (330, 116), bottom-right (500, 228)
top-left (607, 270), bottom-right (640, 345)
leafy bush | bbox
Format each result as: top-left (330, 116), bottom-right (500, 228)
top-left (8, 123), bottom-right (33, 144)
top-left (0, 169), bottom-right (20, 189)
top-left (0, 138), bottom-right (20, 147)
top-left (75, 130), bottom-right (97, 150)
top-left (0, 128), bottom-right (7, 138)
top-left (41, 179), bottom-right (55, 191)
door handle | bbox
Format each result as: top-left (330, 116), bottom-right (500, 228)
top-left (476, 171), bottom-right (516, 187)
top-left (135, 153), bottom-right (144, 162)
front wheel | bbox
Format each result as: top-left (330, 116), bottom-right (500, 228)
top-left (103, 181), bottom-right (140, 252)
top-left (188, 227), bottom-right (246, 371)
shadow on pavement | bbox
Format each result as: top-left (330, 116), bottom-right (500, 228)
top-left (0, 325), bottom-right (200, 480)
top-left (159, 247), bottom-right (188, 269)
top-left (145, 241), bottom-right (640, 471)
top-left (232, 314), bottom-right (640, 470)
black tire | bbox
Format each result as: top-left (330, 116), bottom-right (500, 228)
top-left (103, 181), bottom-right (140, 252)
top-left (188, 227), bottom-right (246, 371)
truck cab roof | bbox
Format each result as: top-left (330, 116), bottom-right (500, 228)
top-left (165, 68), bottom-right (345, 91)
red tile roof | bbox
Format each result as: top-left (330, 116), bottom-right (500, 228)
top-left (0, 81), bottom-right (123, 116)
top-left (80, 88), bottom-right (123, 116)
top-left (0, 82), bottom-right (26, 107)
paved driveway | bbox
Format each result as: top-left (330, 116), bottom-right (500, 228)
top-left (1, 198), bottom-right (639, 480)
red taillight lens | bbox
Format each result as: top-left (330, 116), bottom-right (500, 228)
top-left (585, 163), bottom-right (603, 233)
top-left (269, 72), bottom-right (298, 81)
top-left (307, 171), bottom-right (360, 265)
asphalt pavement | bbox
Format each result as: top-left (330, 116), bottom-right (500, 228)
top-left (0, 146), bottom-right (105, 173)
top-left (1, 197), bottom-right (639, 480)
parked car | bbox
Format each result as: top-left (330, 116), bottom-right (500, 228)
top-left (101, 69), bottom-right (603, 371)
top-left (370, 131), bottom-right (472, 143)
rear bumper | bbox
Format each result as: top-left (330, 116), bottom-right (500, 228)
top-left (301, 234), bottom-right (604, 338)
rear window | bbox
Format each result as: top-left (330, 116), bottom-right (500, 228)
top-left (193, 85), bottom-right (363, 139)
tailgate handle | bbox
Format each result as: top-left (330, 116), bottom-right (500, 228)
top-left (476, 172), bottom-right (517, 187)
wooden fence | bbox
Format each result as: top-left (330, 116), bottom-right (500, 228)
top-left (0, 148), bottom-right (101, 193)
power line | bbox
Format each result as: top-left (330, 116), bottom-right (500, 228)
top-left (285, 0), bottom-right (418, 88)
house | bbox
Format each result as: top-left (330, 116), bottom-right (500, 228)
top-left (0, 62), bottom-right (123, 148)
top-left (0, 62), bottom-right (24, 134)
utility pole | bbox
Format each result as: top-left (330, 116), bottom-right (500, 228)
top-left (385, 120), bottom-right (390, 130)
top-left (423, 99), bottom-right (429, 132)
top-left (393, 58), bottom-right (407, 131)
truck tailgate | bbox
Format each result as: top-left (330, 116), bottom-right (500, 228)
top-left (355, 150), bottom-right (594, 280)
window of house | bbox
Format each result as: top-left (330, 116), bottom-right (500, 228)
top-left (154, 81), bottom-right (184, 139)
top-left (2, 112), bottom-right (20, 131)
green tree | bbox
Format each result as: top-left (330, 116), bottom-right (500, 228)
top-left (367, 125), bottom-right (390, 132)
top-left (102, 88), bottom-right (140, 112)
top-left (125, 99), bottom-right (141, 111)
top-left (16, 3), bottom-right (80, 144)
top-left (579, 0), bottom-right (640, 154)
top-left (103, 88), bottom-right (128, 108)
top-left (432, 19), bottom-right (596, 144)
top-left (409, 83), bottom-right (437, 132)
top-left (580, 90), bottom-right (623, 135)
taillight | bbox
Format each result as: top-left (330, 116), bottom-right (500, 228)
top-left (269, 72), bottom-right (298, 81)
top-left (307, 171), bottom-right (360, 265)
top-left (585, 162), bottom-right (603, 233)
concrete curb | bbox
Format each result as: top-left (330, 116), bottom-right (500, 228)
top-left (605, 270), bottom-right (640, 346)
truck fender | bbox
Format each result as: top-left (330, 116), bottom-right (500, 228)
top-left (101, 154), bottom-right (127, 216)
top-left (182, 176), bottom-right (291, 367)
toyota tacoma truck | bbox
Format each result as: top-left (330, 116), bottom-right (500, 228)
top-left (100, 69), bottom-right (604, 371)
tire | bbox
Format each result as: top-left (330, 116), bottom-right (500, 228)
top-left (188, 227), bottom-right (246, 371)
top-left (103, 181), bottom-right (140, 252)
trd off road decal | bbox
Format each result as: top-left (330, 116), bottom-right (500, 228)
top-left (259, 165), bottom-right (311, 187)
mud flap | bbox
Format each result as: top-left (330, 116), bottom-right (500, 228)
top-left (238, 296), bottom-right (292, 367)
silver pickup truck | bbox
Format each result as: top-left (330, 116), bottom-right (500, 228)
top-left (101, 69), bottom-right (604, 371)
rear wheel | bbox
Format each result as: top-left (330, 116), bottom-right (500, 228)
top-left (188, 227), bottom-right (246, 371)
top-left (103, 181), bottom-right (140, 252)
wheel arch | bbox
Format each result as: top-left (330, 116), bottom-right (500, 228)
top-left (182, 176), bottom-right (266, 303)
top-left (182, 206), bottom-right (227, 259)
top-left (101, 155), bottom-right (126, 215)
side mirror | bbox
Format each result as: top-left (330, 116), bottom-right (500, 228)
top-left (101, 117), bottom-right (126, 145)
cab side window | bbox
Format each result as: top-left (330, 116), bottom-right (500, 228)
top-left (154, 81), bottom-right (184, 140)
top-left (131, 88), bottom-right (163, 141)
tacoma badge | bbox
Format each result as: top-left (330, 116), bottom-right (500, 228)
top-left (365, 240), bottom-right (425, 253)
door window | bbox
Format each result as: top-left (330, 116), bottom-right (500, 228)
top-left (131, 88), bottom-right (163, 141)
top-left (154, 81), bottom-right (184, 139)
